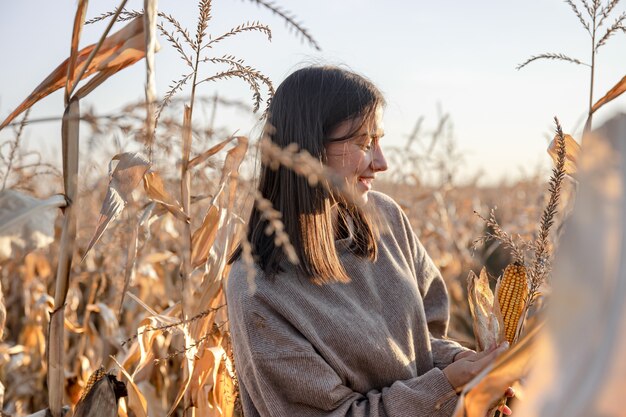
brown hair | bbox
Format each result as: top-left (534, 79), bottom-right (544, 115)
top-left (238, 66), bottom-right (385, 283)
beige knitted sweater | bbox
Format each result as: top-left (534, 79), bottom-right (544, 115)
top-left (226, 191), bottom-right (466, 416)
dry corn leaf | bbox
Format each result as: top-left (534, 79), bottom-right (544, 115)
top-left (0, 280), bottom-right (5, 341)
top-left (467, 268), bottom-right (504, 351)
top-left (191, 204), bottom-right (222, 268)
top-left (143, 171), bottom-right (189, 222)
top-left (128, 302), bottom-right (182, 381)
top-left (191, 137), bottom-right (248, 268)
top-left (548, 134), bottom-right (580, 177)
top-left (119, 203), bottom-right (155, 315)
top-left (0, 191), bottom-right (65, 261)
top-left (83, 152), bottom-right (151, 260)
top-left (517, 116), bottom-right (626, 417)
top-left (188, 135), bottom-right (237, 170)
top-left (138, 381), bottom-right (166, 417)
top-left (23, 410), bottom-right (55, 417)
top-left (143, 0), bottom-right (158, 145)
top-left (190, 345), bottom-right (219, 416)
top-left (111, 356), bottom-right (148, 417)
top-left (452, 323), bottom-right (543, 417)
top-left (167, 330), bottom-right (196, 416)
top-left (131, 317), bottom-right (160, 382)
top-left (132, 317), bottom-right (169, 381)
top-left (86, 303), bottom-right (120, 339)
top-left (219, 137), bottom-right (248, 206)
top-left (591, 74), bottom-right (626, 114)
top-left (212, 348), bottom-right (236, 417)
top-left (0, 17), bottom-right (153, 130)
top-left (64, 317), bottom-right (86, 334)
top-left (65, 0), bottom-right (89, 103)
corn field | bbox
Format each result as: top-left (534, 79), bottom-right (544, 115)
top-left (1, 1), bottom-right (626, 417)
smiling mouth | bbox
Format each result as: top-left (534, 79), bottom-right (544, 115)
top-left (358, 177), bottom-right (374, 190)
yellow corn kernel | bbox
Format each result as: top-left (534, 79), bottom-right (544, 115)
top-left (497, 262), bottom-right (529, 344)
top-left (79, 366), bottom-right (107, 403)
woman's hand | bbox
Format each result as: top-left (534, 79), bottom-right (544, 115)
top-left (496, 387), bottom-right (516, 415)
top-left (454, 350), bottom-right (476, 362)
top-left (442, 342), bottom-right (509, 391)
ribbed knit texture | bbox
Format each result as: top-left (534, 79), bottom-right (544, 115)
top-left (227, 191), bottom-right (467, 416)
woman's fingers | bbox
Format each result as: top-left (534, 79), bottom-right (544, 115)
top-left (471, 342), bottom-right (509, 369)
top-left (454, 350), bottom-right (475, 361)
top-left (443, 342), bottom-right (510, 389)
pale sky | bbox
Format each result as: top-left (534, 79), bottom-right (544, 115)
top-left (1, 1), bottom-right (625, 185)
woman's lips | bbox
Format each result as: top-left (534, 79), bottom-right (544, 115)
top-left (358, 177), bottom-right (373, 190)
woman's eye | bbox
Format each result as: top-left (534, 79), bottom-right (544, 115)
top-left (360, 138), bottom-right (375, 151)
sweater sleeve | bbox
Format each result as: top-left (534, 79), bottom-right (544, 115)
top-left (231, 300), bottom-right (460, 417)
top-left (396, 205), bottom-right (469, 369)
top-left (240, 351), bottom-right (458, 417)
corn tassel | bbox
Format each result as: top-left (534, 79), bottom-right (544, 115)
top-left (497, 262), bottom-right (529, 344)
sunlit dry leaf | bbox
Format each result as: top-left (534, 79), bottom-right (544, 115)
top-left (23, 252), bottom-right (53, 281)
top-left (0, 190), bottom-right (64, 261)
top-left (190, 345), bottom-right (219, 416)
top-left (0, 280), bottom-right (5, 341)
top-left (219, 137), bottom-right (248, 204)
top-left (126, 302), bottom-right (182, 380)
top-left (188, 135), bottom-right (237, 170)
top-left (83, 152), bottom-right (151, 260)
top-left (125, 291), bottom-right (159, 316)
top-left (86, 303), bottom-right (120, 339)
top-left (591, 74), bottom-right (626, 114)
top-left (167, 328), bottom-right (196, 416)
top-left (141, 251), bottom-right (174, 264)
top-left (119, 218), bottom-right (139, 317)
top-left (467, 268), bottom-right (503, 351)
top-left (111, 356), bottom-right (148, 417)
top-left (191, 204), bottom-right (222, 268)
top-left (65, 0), bottom-right (90, 103)
top-left (143, 171), bottom-right (189, 222)
top-left (548, 133), bottom-right (580, 177)
top-left (64, 317), bottom-right (86, 334)
top-left (0, 17), bottom-right (155, 130)
top-left (137, 381), bottom-right (166, 417)
top-left (453, 323), bottom-right (543, 417)
top-left (213, 348), bottom-right (237, 417)
top-left (191, 137), bottom-right (248, 268)
top-left (23, 410), bottom-right (56, 417)
top-left (517, 116), bottom-right (626, 417)
top-left (143, 0), bottom-right (158, 145)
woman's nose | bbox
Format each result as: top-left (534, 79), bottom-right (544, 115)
top-left (371, 144), bottom-right (388, 172)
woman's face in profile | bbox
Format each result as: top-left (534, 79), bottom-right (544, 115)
top-left (325, 106), bottom-right (388, 203)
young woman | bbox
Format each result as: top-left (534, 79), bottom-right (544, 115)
top-left (226, 66), bottom-right (509, 416)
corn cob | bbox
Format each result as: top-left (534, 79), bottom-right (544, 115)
top-left (79, 366), bottom-right (107, 403)
top-left (497, 262), bottom-right (529, 344)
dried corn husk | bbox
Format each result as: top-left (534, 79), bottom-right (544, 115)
top-left (467, 268), bottom-right (504, 351)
